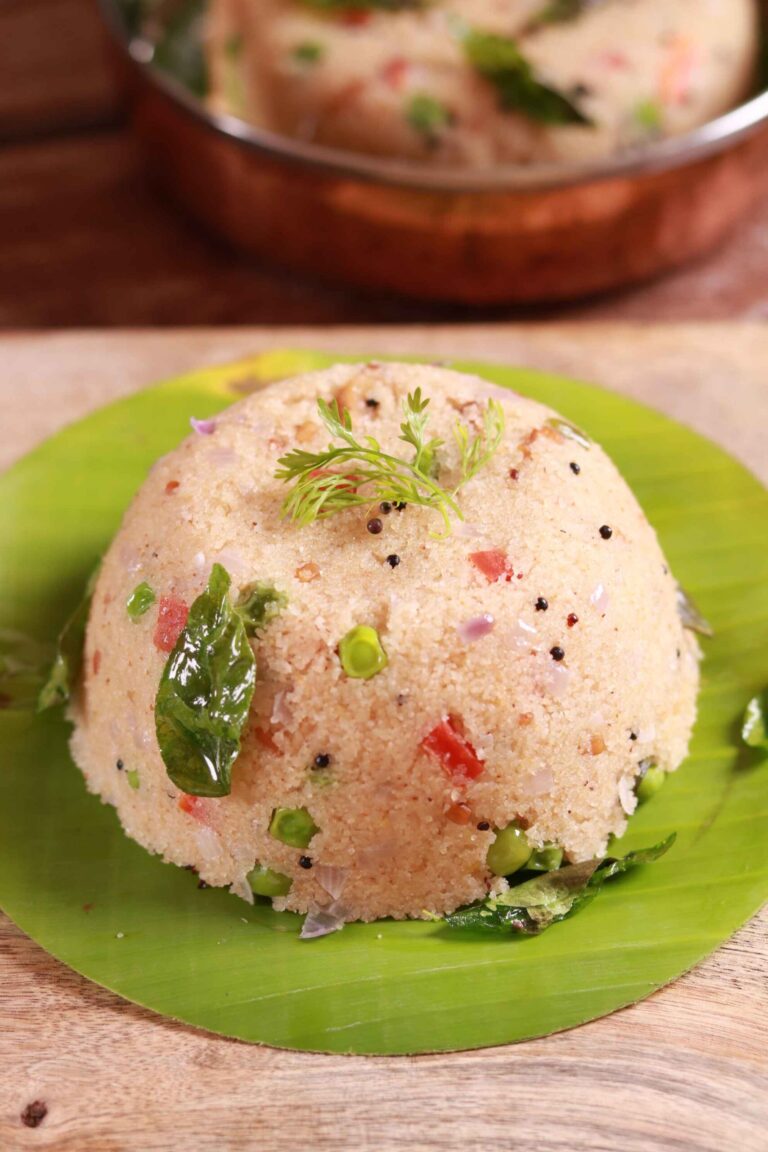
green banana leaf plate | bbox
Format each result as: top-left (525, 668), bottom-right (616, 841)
top-left (0, 350), bottom-right (766, 1056)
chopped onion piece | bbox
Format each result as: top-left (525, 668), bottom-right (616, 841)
top-left (270, 689), bottom-right (293, 727)
top-left (229, 876), bottom-right (255, 905)
top-left (300, 899), bottom-right (348, 941)
top-left (190, 417), bottom-right (217, 436)
top-left (511, 618), bottom-right (538, 649)
top-left (315, 864), bottom-right (348, 901)
top-left (457, 614), bottom-right (495, 644)
top-left (618, 776), bottom-right (637, 816)
top-left (542, 662), bottom-right (571, 698)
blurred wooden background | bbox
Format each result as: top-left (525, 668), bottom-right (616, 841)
top-left (3, 0), bottom-right (768, 327)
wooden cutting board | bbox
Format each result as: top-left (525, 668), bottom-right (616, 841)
top-left (1, 326), bottom-right (766, 1152)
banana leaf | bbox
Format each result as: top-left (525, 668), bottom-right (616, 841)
top-left (0, 350), bottom-right (766, 1055)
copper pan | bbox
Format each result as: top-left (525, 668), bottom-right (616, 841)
top-left (99, 0), bottom-right (768, 305)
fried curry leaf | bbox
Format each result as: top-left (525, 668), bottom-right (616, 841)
top-left (38, 567), bottom-right (100, 713)
top-left (533, 0), bottom-right (601, 26)
top-left (742, 691), bottom-right (768, 750)
top-left (446, 835), bottom-right (676, 935)
top-left (155, 564), bottom-right (256, 797)
top-left (463, 28), bottom-right (592, 125)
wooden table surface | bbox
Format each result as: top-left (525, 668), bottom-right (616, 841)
top-left (3, 0), bottom-right (768, 326)
top-left (0, 325), bottom-right (766, 1152)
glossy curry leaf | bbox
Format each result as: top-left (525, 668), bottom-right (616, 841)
top-left (463, 29), bottom-right (592, 126)
top-left (38, 567), bottom-right (100, 712)
top-left (446, 835), bottom-right (676, 935)
top-left (155, 564), bottom-right (256, 797)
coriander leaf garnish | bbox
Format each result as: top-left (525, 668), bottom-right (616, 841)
top-left (445, 835), bottom-right (675, 935)
top-left (742, 691), bottom-right (768, 750)
top-left (155, 565), bottom-right (257, 797)
top-left (463, 29), bottom-right (592, 126)
top-left (38, 566), bottom-right (100, 712)
top-left (276, 390), bottom-right (505, 536)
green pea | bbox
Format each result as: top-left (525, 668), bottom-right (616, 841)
top-left (247, 865), bottom-right (292, 898)
top-left (269, 806), bottom-right (319, 849)
top-left (636, 764), bottom-right (666, 804)
top-left (487, 823), bottom-right (531, 877)
top-left (338, 625), bottom-right (388, 680)
top-left (126, 582), bottom-right (156, 619)
top-left (527, 844), bottom-right (563, 872)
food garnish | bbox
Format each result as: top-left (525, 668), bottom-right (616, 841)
top-left (406, 93), bottom-right (453, 145)
top-left (276, 389), bottom-right (504, 536)
top-left (338, 625), bottom-right (388, 679)
top-left (236, 582), bottom-right (287, 636)
top-left (38, 566), bottom-right (100, 712)
top-left (155, 564), bottom-right (275, 797)
top-left (247, 865), bottom-right (292, 897)
top-left (446, 834), bottom-right (676, 935)
top-left (635, 760), bottom-right (665, 802)
top-left (126, 582), bottom-right (156, 620)
top-left (462, 29), bottom-right (592, 126)
top-left (269, 807), bottom-right (320, 849)
top-left (486, 823), bottom-right (532, 877)
top-left (421, 717), bottom-right (484, 781)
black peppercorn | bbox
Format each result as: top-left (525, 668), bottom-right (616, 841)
top-left (570, 462), bottom-right (580, 475)
top-left (550, 647), bottom-right (565, 662)
top-left (379, 501), bottom-right (392, 514)
top-left (367, 518), bottom-right (383, 535)
top-left (313, 753), bottom-right (331, 769)
top-left (599, 525), bottom-right (613, 539)
top-left (116, 759), bottom-right (124, 771)
top-left (299, 856), bottom-right (313, 870)
top-left (535, 597), bottom-right (549, 612)
top-left (365, 398), bottom-right (380, 409)
top-left (386, 554), bottom-right (401, 568)
top-left (477, 821), bottom-right (490, 831)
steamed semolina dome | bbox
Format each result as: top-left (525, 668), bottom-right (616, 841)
top-left (70, 362), bottom-right (699, 923)
top-left (206, 0), bottom-right (758, 167)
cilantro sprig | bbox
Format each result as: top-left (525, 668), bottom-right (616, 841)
top-left (275, 390), bottom-right (505, 536)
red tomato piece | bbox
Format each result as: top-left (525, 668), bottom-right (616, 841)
top-left (153, 596), bottom-right (189, 653)
top-left (421, 717), bottom-right (485, 781)
top-left (469, 550), bottom-right (514, 583)
top-left (381, 56), bottom-right (409, 90)
top-left (339, 9), bottom-right (372, 26)
top-left (178, 794), bottom-right (206, 820)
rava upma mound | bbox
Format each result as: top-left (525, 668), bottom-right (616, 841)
top-left (61, 363), bottom-right (699, 933)
top-left (207, 0), bottom-right (758, 167)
